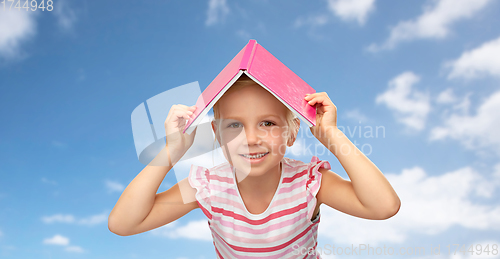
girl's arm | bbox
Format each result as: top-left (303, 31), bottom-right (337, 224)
top-left (108, 105), bottom-right (199, 236)
top-left (108, 147), bottom-right (198, 236)
top-left (305, 93), bottom-right (400, 220)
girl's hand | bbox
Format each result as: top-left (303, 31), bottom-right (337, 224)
top-left (164, 104), bottom-right (198, 162)
top-left (304, 92), bottom-right (337, 140)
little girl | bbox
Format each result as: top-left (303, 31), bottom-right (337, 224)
top-left (109, 75), bottom-right (401, 258)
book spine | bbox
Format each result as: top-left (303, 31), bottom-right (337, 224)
top-left (239, 39), bottom-right (257, 70)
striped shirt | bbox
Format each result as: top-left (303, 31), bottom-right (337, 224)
top-left (188, 156), bottom-right (331, 258)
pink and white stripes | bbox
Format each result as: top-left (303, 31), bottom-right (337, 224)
top-left (188, 156), bottom-right (331, 259)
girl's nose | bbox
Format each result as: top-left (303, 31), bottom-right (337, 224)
top-left (242, 127), bottom-right (263, 145)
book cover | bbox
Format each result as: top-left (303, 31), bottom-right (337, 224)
top-left (183, 39), bottom-right (317, 134)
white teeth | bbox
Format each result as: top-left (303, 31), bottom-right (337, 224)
top-left (241, 152), bottom-right (268, 159)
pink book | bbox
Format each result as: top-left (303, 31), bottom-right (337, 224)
top-left (183, 39), bottom-right (317, 134)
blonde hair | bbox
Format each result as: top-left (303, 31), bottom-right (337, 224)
top-left (212, 74), bottom-right (300, 152)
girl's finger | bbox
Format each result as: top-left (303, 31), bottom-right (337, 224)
top-left (309, 93), bottom-right (334, 104)
top-left (171, 105), bottom-right (196, 115)
top-left (174, 104), bottom-right (192, 110)
top-left (305, 92), bottom-right (328, 102)
top-left (304, 93), bottom-right (315, 100)
top-left (171, 105), bottom-right (196, 116)
top-left (172, 109), bottom-right (192, 122)
top-left (307, 96), bottom-right (327, 106)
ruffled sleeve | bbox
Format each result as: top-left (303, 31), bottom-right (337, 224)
top-left (188, 164), bottom-right (212, 220)
top-left (306, 156), bottom-right (332, 220)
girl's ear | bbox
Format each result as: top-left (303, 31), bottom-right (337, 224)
top-left (211, 121), bottom-right (220, 144)
top-left (287, 136), bottom-right (295, 147)
top-left (287, 118), bottom-right (300, 146)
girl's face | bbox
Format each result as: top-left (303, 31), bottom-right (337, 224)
top-left (212, 83), bottom-right (292, 179)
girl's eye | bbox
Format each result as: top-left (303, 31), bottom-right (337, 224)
top-left (262, 121), bottom-right (275, 127)
top-left (227, 121), bottom-right (275, 128)
top-left (228, 123), bottom-right (241, 128)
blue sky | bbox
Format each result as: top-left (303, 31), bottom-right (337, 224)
top-left (1, 0), bottom-right (500, 258)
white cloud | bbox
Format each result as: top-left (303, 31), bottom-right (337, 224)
top-left (65, 245), bottom-right (85, 253)
top-left (294, 0), bottom-right (374, 30)
top-left (430, 90), bottom-right (500, 156)
top-left (367, 0), bottom-right (493, 52)
top-left (0, 9), bottom-right (37, 59)
top-left (445, 37), bottom-right (500, 80)
top-left (77, 212), bottom-right (108, 226)
top-left (436, 90), bottom-right (473, 120)
top-left (0, 4), bottom-right (77, 60)
top-left (151, 219), bottom-right (212, 241)
top-left (452, 92), bottom-right (473, 115)
top-left (287, 137), bottom-right (305, 157)
top-left (43, 234), bottom-right (86, 253)
top-left (42, 214), bottom-right (75, 224)
top-left (53, 0), bottom-right (77, 31)
top-left (41, 211), bottom-right (107, 226)
top-left (436, 88), bottom-right (458, 104)
top-left (43, 234), bottom-right (70, 246)
top-left (236, 29), bottom-right (251, 40)
top-left (105, 180), bottom-right (125, 193)
top-left (327, 0), bottom-right (376, 25)
top-left (318, 164), bottom-right (500, 245)
top-left (344, 109), bottom-right (370, 123)
top-left (375, 72), bottom-right (431, 131)
top-left (205, 0), bottom-right (229, 26)
top-left (293, 14), bottom-right (330, 28)
top-left (494, 163), bottom-right (500, 179)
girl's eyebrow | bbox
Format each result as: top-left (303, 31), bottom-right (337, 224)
top-left (224, 114), bottom-right (283, 120)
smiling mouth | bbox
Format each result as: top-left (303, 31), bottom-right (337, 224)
top-left (239, 152), bottom-right (269, 159)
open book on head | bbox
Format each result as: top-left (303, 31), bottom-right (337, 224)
top-left (183, 39), bottom-right (317, 134)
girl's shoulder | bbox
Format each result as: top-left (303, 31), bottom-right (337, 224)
top-left (283, 156), bottom-right (332, 194)
top-left (188, 161), bottom-right (234, 184)
top-left (190, 161), bottom-right (232, 173)
top-left (282, 156), bottom-right (330, 170)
